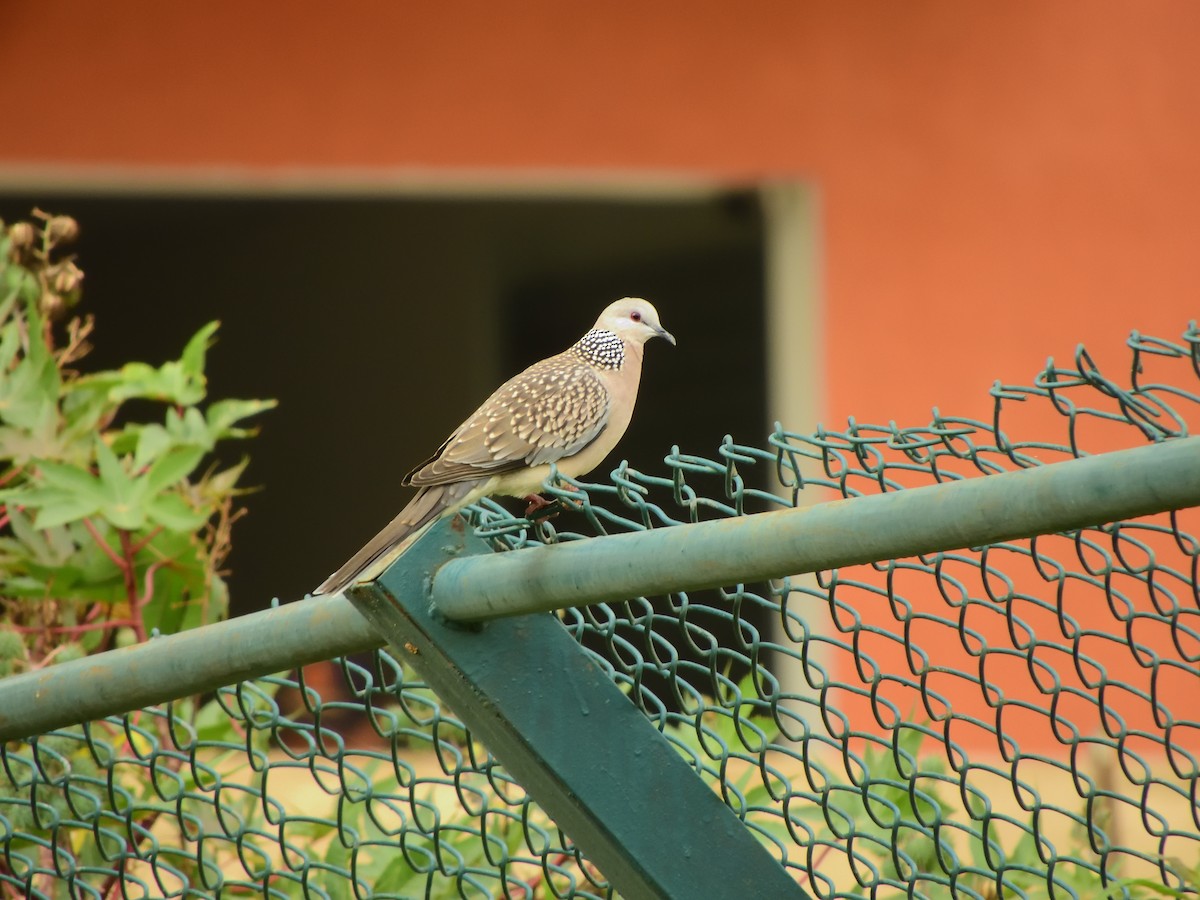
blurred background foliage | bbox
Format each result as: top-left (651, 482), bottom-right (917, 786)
top-left (0, 210), bottom-right (274, 674)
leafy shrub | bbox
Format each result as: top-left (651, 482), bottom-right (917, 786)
top-left (0, 210), bottom-right (274, 672)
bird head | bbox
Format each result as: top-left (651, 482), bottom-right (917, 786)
top-left (595, 297), bottom-right (676, 347)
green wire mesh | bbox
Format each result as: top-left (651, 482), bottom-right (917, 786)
top-left (3, 322), bottom-right (1199, 899)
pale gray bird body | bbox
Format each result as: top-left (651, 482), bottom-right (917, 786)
top-left (315, 298), bottom-right (674, 595)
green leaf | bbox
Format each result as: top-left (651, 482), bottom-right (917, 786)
top-left (108, 361), bottom-right (180, 404)
top-left (100, 322), bottom-right (219, 408)
top-left (133, 424), bottom-right (172, 470)
top-left (34, 459), bottom-right (104, 500)
top-left (0, 573), bottom-right (51, 596)
top-left (0, 279), bottom-right (18, 325)
top-left (145, 493), bottom-right (208, 531)
top-left (0, 266), bottom-right (38, 309)
top-left (93, 438), bottom-right (131, 497)
top-left (322, 837), bottom-right (353, 900)
top-left (136, 526), bottom-right (224, 635)
top-left (96, 322), bottom-right (217, 408)
top-left (98, 502), bottom-right (145, 531)
top-left (1115, 879), bottom-right (1193, 898)
top-left (373, 853), bottom-right (420, 892)
top-left (204, 458), bottom-right (250, 498)
top-left (66, 370), bottom-right (126, 403)
top-left (0, 409), bottom-right (69, 465)
top-left (205, 398), bottom-right (277, 440)
top-left (106, 425), bottom-right (139, 457)
top-left (166, 406), bottom-right (216, 449)
top-left (0, 337), bottom-right (60, 430)
top-left (43, 518), bottom-right (79, 560)
top-left (171, 583), bottom-right (212, 633)
top-left (181, 321), bottom-right (220, 379)
top-left (59, 386), bottom-right (118, 450)
top-left (91, 439), bottom-right (145, 529)
top-left (0, 320), bottom-right (20, 371)
top-left (143, 445), bottom-right (205, 495)
top-left (32, 494), bottom-right (105, 530)
top-left (7, 506), bottom-right (53, 563)
top-left (64, 520), bottom-right (126, 583)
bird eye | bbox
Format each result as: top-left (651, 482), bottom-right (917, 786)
top-left (630, 311), bottom-right (643, 322)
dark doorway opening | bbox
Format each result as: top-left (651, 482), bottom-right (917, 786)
top-left (1, 190), bottom-right (770, 716)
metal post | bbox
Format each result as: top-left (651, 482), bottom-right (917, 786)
top-left (346, 518), bottom-right (809, 900)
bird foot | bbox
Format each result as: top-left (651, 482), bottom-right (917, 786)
top-left (556, 483), bottom-right (585, 511)
top-left (523, 486), bottom-right (584, 520)
top-left (523, 493), bottom-right (560, 520)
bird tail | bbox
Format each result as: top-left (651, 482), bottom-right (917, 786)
top-left (314, 481), bottom-right (476, 596)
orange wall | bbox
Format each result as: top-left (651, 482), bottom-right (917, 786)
top-left (4, 1), bottom-right (1198, 749)
top-left (4, 1), bottom-right (1198, 423)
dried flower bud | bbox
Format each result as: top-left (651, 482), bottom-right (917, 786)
top-left (52, 261), bottom-right (83, 294)
top-left (45, 215), bottom-right (79, 244)
top-left (8, 222), bottom-right (34, 250)
top-left (40, 290), bottom-right (64, 320)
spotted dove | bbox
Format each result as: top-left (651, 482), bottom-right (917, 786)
top-left (315, 297), bottom-right (674, 595)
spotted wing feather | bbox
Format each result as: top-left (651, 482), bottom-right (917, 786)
top-left (405, 351), bottom-right (611, 487)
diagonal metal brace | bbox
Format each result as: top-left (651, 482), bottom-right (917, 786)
top-left (346, 516), bottom-right (808, 900)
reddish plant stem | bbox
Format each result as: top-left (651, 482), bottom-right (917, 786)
top-left (129, 526), bottom-right (163, 555)
top-left (33, 846), bottom-right (56, 899)
top-left (80, 523), bottom-right (145, 637)
top-left (97, 871), bottom-right (119, 899)
top-left (138, 561), bottom-right (166, 614)
top-left (9, 619), bottom-right (118, 636)
top-left (117, 530), bottom-right (137, 590)
top-left (511, 851), bottom-right (573, 900)
top-left (76, 518), bottom-right (167, 646)
top-left (0, 498), bottom-right (24, 530)
top-left (11, 571), bottom-right (174, 642)
top-left (797, 842), bottom-right (834, 888)
top-left (82, 518), bottom-right (127, 572)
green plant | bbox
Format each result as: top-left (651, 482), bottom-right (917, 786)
top-left (0, 209), bottom-right (277, 898)
top-left (662, 675), bottom-right (1161, 899)
top-left (1116, 863), bottom-right (1200, 899)
top-left (0, 210), bottom-right (274, 672)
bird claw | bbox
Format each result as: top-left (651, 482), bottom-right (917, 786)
top-left (523, 485), bottom-right (584, 521)
top-left (556, 483), bottom-right (585, 511)
top-left (523, 493), bottom-right (560, 521)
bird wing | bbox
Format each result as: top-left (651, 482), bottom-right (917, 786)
top-left (405, 351), bottom-right (612, 487)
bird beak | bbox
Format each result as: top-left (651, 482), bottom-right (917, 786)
top-left (657, 326), bottom-right (677, 346)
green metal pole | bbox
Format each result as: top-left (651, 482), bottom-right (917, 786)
top-left (0, 593), bottom-right (383, 742)
top-left (432, 435), bottom-right (1200, 621)
top-left (347, 519), bottom-right (809, 900)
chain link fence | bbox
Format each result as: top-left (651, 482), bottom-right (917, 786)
top-left (2, 321), bottom-right (1198, 898)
